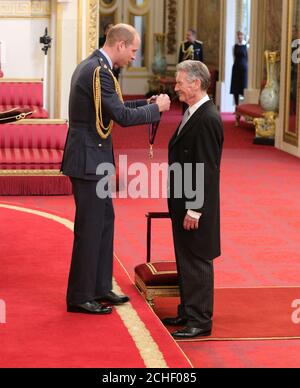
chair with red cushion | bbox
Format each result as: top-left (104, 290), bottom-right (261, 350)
top-left (235, 81), bottom-right (267, 127)
top-left (0, 79), bottom-right (48, 119)
top-left (0, 119), bottom-right (72, 195)
top-left (135, 212), bottom-right (179, 307)
top-left (235, 103), bottom-right (264, 127)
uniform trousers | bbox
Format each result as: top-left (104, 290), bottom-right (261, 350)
top-left (67, 177), bottom-right (114, 304)
top-left (172, 220), bottom-right (214, 329)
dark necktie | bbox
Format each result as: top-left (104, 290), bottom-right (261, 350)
top-left (177, 108), bottom-right (190, 136)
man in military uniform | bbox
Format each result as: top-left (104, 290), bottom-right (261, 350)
top-left (179, 29), bottom-right (204, 113)
top-left (178, 29), bottom-right (204, 63)
top-left (62, 24), bottom-right (170, 315)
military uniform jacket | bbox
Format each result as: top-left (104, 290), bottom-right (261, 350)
top-left (179, 40), bottom-right (204, 63)
top-left (61, 50), bottom-right (160, 180)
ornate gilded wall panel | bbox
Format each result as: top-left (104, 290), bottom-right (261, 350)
top-left (87, 0), bottom-right (99, 55)
top-left (99, 0), bottom-right (118, 34)
top-left (196, 0), bottom-right (220, 67)
top-left (126, 0), bottom-right (151, 70)
top-left (283, 0), bottom-right (300, 146)
top-left (264, 0), bottom-right (283, 52)
top-left (166, 0), bottom-right (177, 55)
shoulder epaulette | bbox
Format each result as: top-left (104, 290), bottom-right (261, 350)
top-left (195, 40), bottom-right (203, 44)
top-left (99, 57), bottom-right (110, 71)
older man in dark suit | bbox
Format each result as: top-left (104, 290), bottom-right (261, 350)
top-left (163, 60), bottom-right (224, 338)
top-left (62, 24), bottom-right (170, 315)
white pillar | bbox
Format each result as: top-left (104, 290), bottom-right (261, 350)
top-left (43, 54), bottom-right (47, 109)
top-left (244, 0), bottom-right (264, 104)
top-left (216, 0), bottom-right (236, 113)
top-left (276, 0), bottom-right (300, 157)
top-left (52, 0), bottom-right (78, 119)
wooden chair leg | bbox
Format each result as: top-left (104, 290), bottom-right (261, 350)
top-left (146, 295), bottom-right (155, 308)
top-left (235, 113), bottom-right (241, 127)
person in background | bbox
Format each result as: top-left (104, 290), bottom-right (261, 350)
top-left (99, 23), bottom-right (114, 48)
top-left (178, 29), bottom-right (204, 63)
top-left (99, 23), bottom-right (121, 80)
top-left (230, 31), bottom-right (248, 106)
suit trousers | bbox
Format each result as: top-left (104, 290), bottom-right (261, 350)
top-left (172, 220), bottom-right (214, 329)
top-left (67, 178), bottom-right (114, 304)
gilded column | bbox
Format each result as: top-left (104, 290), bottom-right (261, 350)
top-left (235, 0), bottom-right (243, 33)
top-left (242, 0), bottom-right (266, 104)
top-left (86, 0), bottom-right (99, 56)
top-left (167, 0), bottom-right (177, 55)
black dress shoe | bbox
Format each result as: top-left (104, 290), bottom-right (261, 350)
top-left (172, 326), bottom-right (212, 339)
top-left (162, 317), bottom-right (188, 326)
top-left (67, 301), bottom-right (112, 315)
top-left (98, 291), bottom-right (130, 305)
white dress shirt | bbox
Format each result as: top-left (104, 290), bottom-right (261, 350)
top-left (99, 48), bottom-right (113, 69)
top-left (187, 94), bottom-right (210, 118)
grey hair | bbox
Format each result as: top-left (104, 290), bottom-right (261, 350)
top-left (176, 60), bottom-right (211, 92)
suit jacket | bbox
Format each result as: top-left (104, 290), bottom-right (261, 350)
top-left (61, 50), bottom-right (160, 180)
top-left (179, 40), bottom-right (204, 63)
top-left (168, 100), bottom-right (224, 259)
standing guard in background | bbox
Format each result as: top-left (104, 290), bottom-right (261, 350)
top-left (179, 29), bottom-right (204, 63)
top-left (179, 29), bottom-right (204, 113)
top-left (230, 31), bottom-right (248, 106)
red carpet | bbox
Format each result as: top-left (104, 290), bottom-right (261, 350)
top-left (154, 288), bottom-right (300, 341)
top-left (180, 340), bottom-right (300, 368)
top-left (0, 205), bottom-right (191, 368)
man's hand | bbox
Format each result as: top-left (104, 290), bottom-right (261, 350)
top-left (183, 214), bottom-right (199, 231)
top-left (156, 94), bottom-right (171, 112)
top-left (147, 95), bottom-right (158, 104)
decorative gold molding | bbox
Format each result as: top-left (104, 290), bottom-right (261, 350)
top-left (128, 6), bottom-right (150, 71)
top-left (129, 0), bottom-right (149, 9)
top-left (177, 336), bottom-right (300, 343)
top-left (135, 274), bottom-right (180, 308)
top-left (167, 0), bottom-right (177, 55)
top-left (55, 1), bottom-right (63, 119)
top-left (218, 0), bottom-right (226, 82)
top-left (0, 78), bottom-right (43, 83)
top-left (125, 74), bottom-right (150, 79)
top-left (254, 111), bottom-right (277, 139)
top-left (86, 0), bottom-right (99, 56)
top-left (100, 0), bottom-right (117, 9)
top-left (0, 169), bottom-right (63, 177)
top-left (0, 0), bottom-right (50, 18)
top-left (77, 0), bottom-right (83, 64)
top-left (8, 119), bottom-right (67, 125)
top-left (146, 262), bottom-right (177, 276)
top-left (283, 0), bottom-right (299, 146)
